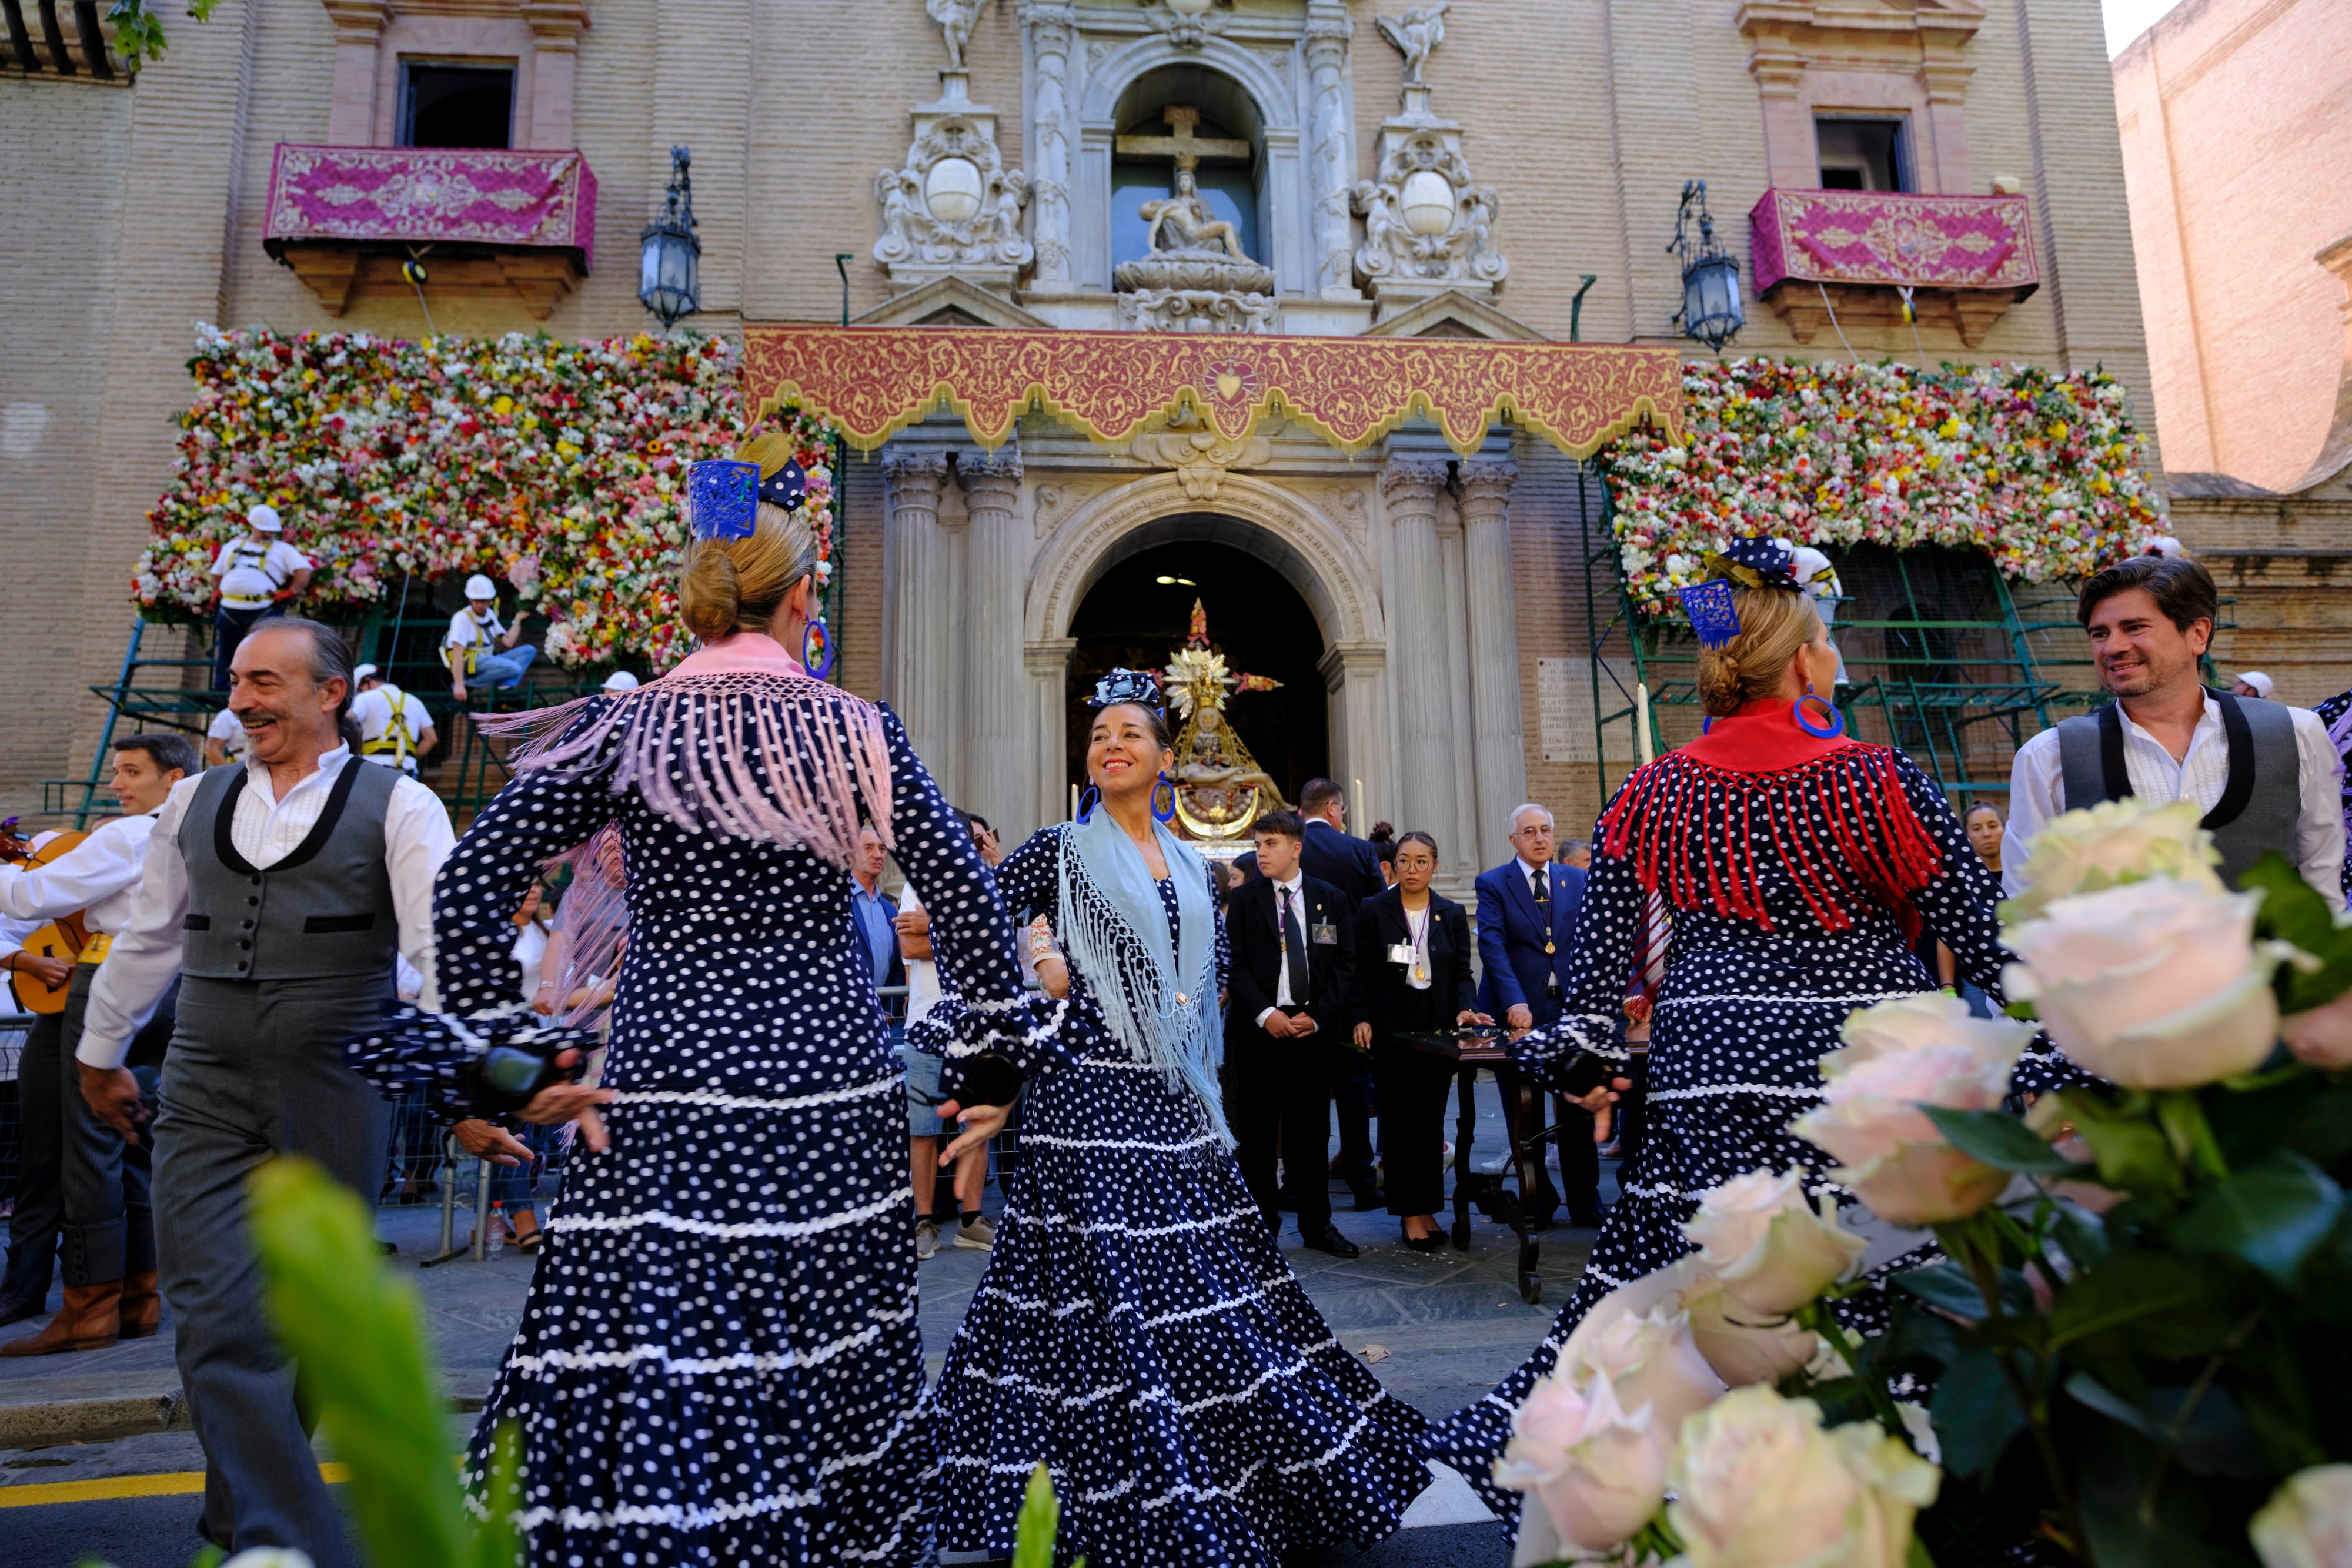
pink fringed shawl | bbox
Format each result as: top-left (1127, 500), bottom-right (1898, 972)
top-left (477, 633), bottom-right (896, 872)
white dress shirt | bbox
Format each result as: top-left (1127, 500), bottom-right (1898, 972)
top-left (79, 745), bottom-right (456, 1069)
top-left (2004, 695), bottom-right (2347, 912)
top-left (1256, 872), bottom-right (1307, 1027)
top-left (0, 812), bottom-right (162, 937)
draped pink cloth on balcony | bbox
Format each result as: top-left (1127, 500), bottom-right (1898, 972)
top-left (262, 145), bottom-right (598, 269)
top-left (1749, 189), bottom-right (2039, 297)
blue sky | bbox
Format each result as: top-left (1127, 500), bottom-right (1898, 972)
top-left (2104, 0), bottom-right (2188, 55)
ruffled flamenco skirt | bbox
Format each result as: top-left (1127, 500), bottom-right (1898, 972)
top-left (929, 1055), bottom-right (1432, 1568)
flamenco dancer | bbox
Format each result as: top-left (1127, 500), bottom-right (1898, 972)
top-left (1425, 541), bottom-right (2053, 1525)
top-left (351, 436), bottom-right (1053, 1567)
top-left (927, 670), bottom-right (1432, 1567)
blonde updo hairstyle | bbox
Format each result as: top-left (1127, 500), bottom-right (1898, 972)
top-left (1695, 584), bottom-right (1826, 717)
top-left (677, 433), bottom-right (818, 643)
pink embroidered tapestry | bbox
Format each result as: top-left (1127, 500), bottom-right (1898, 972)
top-left (263, 145), bottom-right (598, 269)
top-left (1749, 189), bottom-right (2039, 297)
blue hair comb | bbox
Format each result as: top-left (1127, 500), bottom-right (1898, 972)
top-left (687, 459), bottom-right (760, 541)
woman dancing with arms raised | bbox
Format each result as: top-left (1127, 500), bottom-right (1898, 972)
top-left (1424, 541), bottom-right (2059, 1533)
top-left (349, 437), bottom-right (1059, 1567)
top-left (925, 669), bottom-right (1432, 1568)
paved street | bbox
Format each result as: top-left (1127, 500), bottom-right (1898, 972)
top-left (0, 1081), bottom-right (1598, 1566)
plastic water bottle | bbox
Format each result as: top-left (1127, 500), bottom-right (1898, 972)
top-left (487, 1200), bottom-right (507, 1256)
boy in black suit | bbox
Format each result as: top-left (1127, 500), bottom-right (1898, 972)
top-left (1296, 777), bottom-right (1382, 1208)
top-left (1224, 810), bottom-right (1361, 1256)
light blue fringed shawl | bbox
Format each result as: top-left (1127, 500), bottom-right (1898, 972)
top-left (1055, 810), bottom-right (1230, 1146)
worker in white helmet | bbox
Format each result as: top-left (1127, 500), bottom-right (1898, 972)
top-left (443, 574), bottom-right (534, 703)
top-left (602, 670), bottom-right (641, 694)
top-left (208, 503), bottom-right (312, 690)
top-left (351, 663), bottom-right (439, 773)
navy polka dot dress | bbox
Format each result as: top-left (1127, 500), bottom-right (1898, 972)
top-left (419, 677), bottom-right (1043, 1567)
top-left (1424, 722), bottom-right (2036, 1531)
top-left (928, 824), bottom-right (1432, 1567)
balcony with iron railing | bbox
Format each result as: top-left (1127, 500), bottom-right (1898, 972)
top-left (1, 1), bottom-right (129, 79)
top-left (262, 143), bottom-right (598, 321)
top-left (1748, 188), bottom-right (2041, 348)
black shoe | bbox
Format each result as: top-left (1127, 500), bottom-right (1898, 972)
top-left (1305, 1224), bottom-right (1360, 1258)
top-left (1351, 1186), bottom-right (1385, 1212)
top-left (1568, 1203), bottom-right (1607, 1229)
top-left (0, 1288), bottom-right (49, 1328)
top-left (1400, 1224), bottom-right (1444, 1253)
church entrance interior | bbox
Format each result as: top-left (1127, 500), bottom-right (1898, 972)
top-left (1065, 536), bottom-right (1328, 838)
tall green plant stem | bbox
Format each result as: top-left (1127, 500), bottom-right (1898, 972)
top-left (1942, 1214), bottom-right (2087, 1561)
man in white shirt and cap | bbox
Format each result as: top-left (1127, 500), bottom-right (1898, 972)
top-left (208, 505), bottom-right (311, 691)
top-left (350, 664), bottom-right (437, 774)
top-left (2233, 671), bottom-right (2276, 701)
top-left (601, 670), bottom-right (640, 693)
top-left (79, 619), bottom-right (453, 1566)
top-left (0, 735), bottom-right (196, 1355)
top-left (2005, 556), bottom-right (2344, 910)
top-left (203, 709), bottom-right (250, 769)
top-left (443, 575), bottom-right (533, 702)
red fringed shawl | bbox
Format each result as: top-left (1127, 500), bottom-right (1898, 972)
top-left (1599, 703), bottom-right (1946, 935)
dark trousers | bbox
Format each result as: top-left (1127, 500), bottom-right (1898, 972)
top-left (4, 1012), bottom-right (64, 1308)
top-left (1371, 1038), bottom-right (1455, 1217)
top-left (1330, 1048), bottom-right (1378, 1197)
top-left (1229, 1016), bottom-right (1335, 1235)
top-left (59, 967), bottom-right (175, 1285)
top-left (211, 603), bottom-right (283, 690)
top-left (155, 975), bottom-right (393, 1568)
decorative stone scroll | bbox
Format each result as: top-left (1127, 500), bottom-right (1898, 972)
top-left (873, 66), bottom-right (1033, 293)
top-left (1351, 2), bottom-right (1506, 311)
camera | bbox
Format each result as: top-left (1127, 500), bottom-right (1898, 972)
top-left (459, 1037), bottom-right (586, 1116)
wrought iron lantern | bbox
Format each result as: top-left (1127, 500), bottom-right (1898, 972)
top-left (1669, 179), bottom-right (1743, 353)
top-left (639, 146), bottom-right (702, 330)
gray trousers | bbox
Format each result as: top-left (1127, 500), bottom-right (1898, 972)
top-left (58, 965), bottom-right (175, 1285)
top-left (155, 974), bottom-right (393, 1568)
top-left (4, 1012), bottom-right (64, 1306)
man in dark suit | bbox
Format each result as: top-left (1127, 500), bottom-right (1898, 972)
top-left (1225, 810), bottom-right (1360, 1257)
top-left (1475, 803), bottom-right (1601, 1226)
top-left (1294, 777), bottom-right (1382, 1208)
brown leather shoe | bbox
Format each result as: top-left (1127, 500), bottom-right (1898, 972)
top-left (118, 1272), bottom-right (162, 1339)
top-left (1, 1282), bottom-right (122, 1356)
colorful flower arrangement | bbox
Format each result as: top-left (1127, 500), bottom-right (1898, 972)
top-left (1495, 798), bottom-right (2352, 1568)
top-left (1603, 359), bottom-right (2165, 615)
top-left (133, 325), bottom-right (837, 672)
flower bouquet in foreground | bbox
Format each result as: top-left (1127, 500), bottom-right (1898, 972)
top-left (1496, 798), bottom-right (2352, 1568)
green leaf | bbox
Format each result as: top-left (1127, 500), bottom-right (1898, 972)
top-left (250, 1157), bottom-right (470, 1568)
top-left (1014, 1463), bottom-right (1076, 1568)
top-left (2050, 1252), bottom-right (2243, 1359)
top-left (1920, 1105), bottom-right (2075, 1174)
top-left (2170, 1151), bottom-right (2346, 1286)
top-left (1930, 1343), bottom-right (2026, 1479)
top-left (1907, 1533), bottom-right (1940, 1568)
top-left (2060, 1095), bottom-right (2184, 1199)
top-left (2064, 1375), bottom-right (2267, 1479)
top-left (1892, 1261), bottom-right (2033, 1319)
top-left (2244, 851), bottom-right (2352, 1013)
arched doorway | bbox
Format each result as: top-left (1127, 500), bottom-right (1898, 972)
top-left (1064, 539), bottom-right (1328, 817)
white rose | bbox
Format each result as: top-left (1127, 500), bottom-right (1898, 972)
top-left (2004, 878), bottom-right (2280, 1090)
top-left (1669, 1386), bottom-right (1940, 1568)
top-left (1790, 996), bottom-right (2034, 1227)
top-left (2251, 1465), bottom-right (2352, 1568)
top-left (1683, 1169), bottom-right (1867, 1317)
top-left (222, 1552), bottom-right (318, 1568)
top-left (2283, 990), bottom-right (2352, 1072)
top-left (1497, 1370), bottom-right (1672, 1561)
top-left (1676, 1266), bottom-right (1819, 1388)
top-left (1561, 1299), bottom-right (1725, 1435)
top-left (2004, 797), bottom-right (2221, 921)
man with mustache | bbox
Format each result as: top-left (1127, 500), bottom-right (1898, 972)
top-left (77, 618), bottom-right (453, 1567)
top-left (2004, 554), bottom-right (2344, 908)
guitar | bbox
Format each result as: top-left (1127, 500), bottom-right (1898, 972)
top-left (0, 823), bottom-right (91, 1016)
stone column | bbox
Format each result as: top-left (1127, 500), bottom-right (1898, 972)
top-left (1459, 455), bottom-right (1526, 871)
top-left (322, 1), bottom-right (390, 145)
top-left (1319, 641), bottom-right (1392, 835)
top-left (1020, 2), bottom-right (1076, 290)
top-left (1304, 6), bottom-right (1358, 300)
top-left (883, 450), bottom-right (953, 785)
top-left (1025, 637), bottom-right (1078, 833)
top-left (1380, 456), bottom-right (1465, 873)
top-left (961, 449), bottom-right (1028, 831)
top-left (520, 2), bottom-right (592, 149)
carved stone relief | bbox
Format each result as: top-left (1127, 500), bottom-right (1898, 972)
top-left (1351, 3), bottom-right (1506, 310)
top-left (1115, 289), bottom-right (1275, 333)
top-left (1130, 407), bottom-right (1273, 499)
top-left (1140, 0), bottom-right (1230, 49)
top-left (874, 33), bottom-right (1033, 295)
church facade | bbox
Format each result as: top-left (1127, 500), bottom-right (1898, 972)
top-left (1, 0), bottom-right (2161, 880)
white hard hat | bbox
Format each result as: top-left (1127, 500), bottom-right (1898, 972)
top-left (2237, 671), bottom-right (2274, 700)
top-left (463, 574), bottom-right (497, 601)
top-left (247, 503), bottom-right (283, 532)
top-left (353, 663), bottom-right (379, 683)
top-left (602, 670), bottom-right (641, 693)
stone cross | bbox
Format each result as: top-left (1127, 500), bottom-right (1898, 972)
top-left (1113, 105), bottom-right (1252, 173)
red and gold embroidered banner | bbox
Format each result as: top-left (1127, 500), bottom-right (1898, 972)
top-left (740, 325), bottom-right (1683, 457)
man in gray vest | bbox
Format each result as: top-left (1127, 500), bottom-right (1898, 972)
top-left (2003, 555), bottom-right (2344, 908)
top-left (79, 619), bottom-right (453, 1567)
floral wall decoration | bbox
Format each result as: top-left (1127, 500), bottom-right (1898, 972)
top-left (1603, 358), bottom-right (2165, 614)
top-left (133, 325), bottom-right (838, 672)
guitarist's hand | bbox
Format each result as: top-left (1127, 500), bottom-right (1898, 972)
top-left (9, 954), bottom-right (73, 991)
top-left (78, 1064), bottom-right (147, 1146)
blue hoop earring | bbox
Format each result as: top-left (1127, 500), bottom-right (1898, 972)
top-left (1151, 772), bottom-right (1177, 825)
top-left (1793, 689), bottom-right (1845, 740)
top-left (1076, 784), bottom-right (1100, 823)
top-left (800, 617), bottom-right (834, 681)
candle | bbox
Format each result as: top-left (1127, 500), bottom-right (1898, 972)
top-left (1636, 682), bottom-right (1654, 767)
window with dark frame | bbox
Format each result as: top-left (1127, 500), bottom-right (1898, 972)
top-left (399, 61), bottom-right (517, 149)
top-left (1814, 117), bottom-right (1910, 193)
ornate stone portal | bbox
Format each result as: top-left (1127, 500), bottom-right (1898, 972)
top-left (1352, 2), bottom-right (1508, 315)
top-left (1112, 106), bottom-right (1275, 332)
top-left (876, 4), bottom-right (1033, 293)
top-left (1162, 601), bottom-right (1294, 839)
